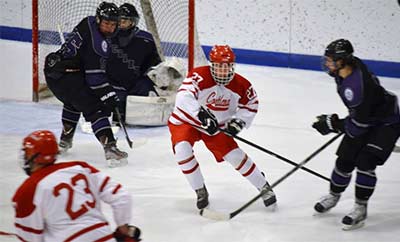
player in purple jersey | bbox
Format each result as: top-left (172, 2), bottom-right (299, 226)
top-left (312, 39), bottom-right (400, 230)
top-left (44, 2), bottom-right (128, 167)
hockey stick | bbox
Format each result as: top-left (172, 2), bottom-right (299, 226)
top-left (200, 132), bottom-right (343, 221)
top-left (115, 108), bottom-right (133, 149)
top-left (218, 128), bottom-right (330, 182)
top-left (0, 231), bottom-right (17, 237)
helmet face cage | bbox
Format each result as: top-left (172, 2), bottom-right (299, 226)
top-left (209, 45), bottom-right (236, 85)
top-left (210, 62), bottom-right (236, 85)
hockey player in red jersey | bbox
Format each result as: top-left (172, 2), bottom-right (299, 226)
top-left (12, 130), bottom-right (141, 242)
top-left (168, 45), bottom-right (277, 210)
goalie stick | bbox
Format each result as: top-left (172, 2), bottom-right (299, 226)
top-left (218, 128), bottom-right (330, 182)
top-left (200, 132), bottom-right (343, 221)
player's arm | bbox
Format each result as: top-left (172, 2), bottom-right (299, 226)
top-left (235, 84), bottom-right (259, 128)
top-left (89, 167), bottom-right (132, 227)
top-left (173, 73), bottom-right (204, 126)
top-left (13, 184), bottom-right (45, 242)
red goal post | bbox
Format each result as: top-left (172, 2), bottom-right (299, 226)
top-left (32, 0), bottom-right (207, 102)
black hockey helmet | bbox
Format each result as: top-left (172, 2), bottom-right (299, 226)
top-left (119, 3), bottom-right (140, 27)
top-left (96, 2), bottom-right (119, 23)
top-left (324, 39), bottom-right (354, 61)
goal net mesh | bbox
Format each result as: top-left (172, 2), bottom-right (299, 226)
top-left (36, 0), bottom-right (207, 99)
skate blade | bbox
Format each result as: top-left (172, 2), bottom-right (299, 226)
top-left (265, 202), bottom-right (278, 212)
top-left (342, 221), bottom-right (365, 231)
top-left (107, 158), bottom-right (128, 168)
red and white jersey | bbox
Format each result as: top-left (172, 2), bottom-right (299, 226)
top-left (12, 161), bottom-right (132, 242)
top-left (169, 66), bottom-right (258, 131)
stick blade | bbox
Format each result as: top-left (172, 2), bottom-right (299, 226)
top-left (199, 208), bottom-right (231, 221)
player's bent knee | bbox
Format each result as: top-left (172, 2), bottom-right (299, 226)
top-left (356, 151), bottom-right (380, 171)
top-left (174, 141), bottom-right (194, 161)
top-left (223, 148), bottom-right (246, 167)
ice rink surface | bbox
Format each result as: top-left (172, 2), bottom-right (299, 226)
top-left (0, 64), bottom-right (399, 242)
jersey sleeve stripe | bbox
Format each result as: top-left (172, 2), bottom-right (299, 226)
top-left (14, 223), bottom-right (43, 234)
top-left (100, 176), bottom-right (110, 192)
top-left (177, 107), bottom-right (201, 125)
top-left (94, 233), bottom-right (114, 242)
top-left (239, 106), bottom-right (258, 113)
top-left (64, 222), bottom-right (109, 242)
top-left (112, 184), bottom-right (122, 194)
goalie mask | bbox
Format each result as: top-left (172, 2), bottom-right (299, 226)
top-left (209, 45), bottom-right (236, 85)
top-left (20, 130), bottom-right (58, 175)
top-left (117, 3), bottom-right (140, 47)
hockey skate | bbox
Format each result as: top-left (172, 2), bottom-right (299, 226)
top-left (314, 193), bottom-right (341, 213)
top-left (104, 142), bottom-right (128, 168)
top-left (260, 182), bottom-right (277, 209)
top-left (59, 138), bottom-right (72, 154)
top-left (342, 203), bottom-right (367, 230)
top-left (59, 123), bottom-right (75, 154)
top-left (195, 185), bottom-right (209, 209)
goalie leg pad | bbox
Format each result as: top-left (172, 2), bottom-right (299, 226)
top-left (125, 95), bottom-right (175, 126)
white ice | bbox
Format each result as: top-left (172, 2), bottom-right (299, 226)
top-left (1, 64), bottom-right (399, 242)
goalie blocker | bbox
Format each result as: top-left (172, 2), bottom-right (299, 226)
top-left (125, 57), bottom-right (186, 126)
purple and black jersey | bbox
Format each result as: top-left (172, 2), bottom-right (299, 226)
top-left (335, 57), bottom-right (400, 138)
top-left (57, 16), bottom-right (114, 97)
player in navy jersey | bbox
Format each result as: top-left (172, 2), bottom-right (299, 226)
top-left (107, 3), bottom-right (162, 123)
top-left (44, 2), bottom-right (128, 167)
top-left (312, 39), bottom-right (400, 230)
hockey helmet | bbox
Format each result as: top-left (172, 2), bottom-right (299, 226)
top-left (96, 1), bottom-right (119, 23)
top-left (324, 39), bottom-right (354, 61)
top-left (209, 45), bottom-right (236, 85)
top-left (21, 130), bottom-right (58, 175)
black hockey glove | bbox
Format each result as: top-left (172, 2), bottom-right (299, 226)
top-left (113, 224), bottom-right (141, 242)
top-left (225, 118), bottom-right (246, 136)
top-left (312, 114), bottom-right (342, 135)
top-left (198, 107), bottom-right (219, 135)
top-left (101, 90), bottom-right (120, 110)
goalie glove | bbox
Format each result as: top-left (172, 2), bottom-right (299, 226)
top-left (113, 224), bottom-right (141, 242)
top-left (225, 118), bottom-right (246, 136)
top-left (198, 107), bottom-right (219, 135)
top-left (312, 114), bottom-right (343, 135)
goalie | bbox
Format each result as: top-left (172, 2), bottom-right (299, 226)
top-left (107, 3), bottom-right (186, 126)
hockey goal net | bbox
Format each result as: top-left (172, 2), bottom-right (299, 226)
top-left (32, 0), bottom-right (208, 101)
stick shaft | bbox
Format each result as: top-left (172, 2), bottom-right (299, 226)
top-left (229, 132), bottom-right (343, 219)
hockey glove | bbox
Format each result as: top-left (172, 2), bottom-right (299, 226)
top-left (101, 91), bottom-right (120, 110)
top-left (113, 224), bottom-right (141, 242)
top-left (198, 106), bottom-right (219, 135)
top-left (225, 118), bottom-right (246, 136)
top-left (312, 114), bottom-right (342, 135)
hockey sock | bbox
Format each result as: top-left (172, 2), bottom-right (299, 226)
top-left (175, 141), bottom-right (205, 190)
top-left (225, 148), bottom-right (266, 189)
